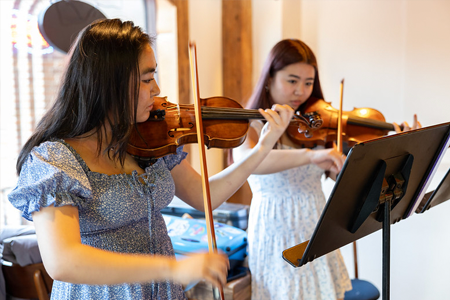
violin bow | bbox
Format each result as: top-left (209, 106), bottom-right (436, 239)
top-left (337, 79), bottom-right (360, 279)
top-left (188, 42), bottom-right (225, 300)
top-left (337, 79), bottom-right (344, 152)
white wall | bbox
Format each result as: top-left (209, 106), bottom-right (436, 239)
top-left (83, 0), bottom-right (146, 28)
top-left (189, 0), bottom-right (450, 299)
top-left (284, 1), bottom-right (450, 299)
top-left (297, 1), bottom-right (450, 299)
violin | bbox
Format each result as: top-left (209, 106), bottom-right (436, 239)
top-left (127, 96), bottom-right (322, 161)
top-left (286, 97), bottom-right (397, 150)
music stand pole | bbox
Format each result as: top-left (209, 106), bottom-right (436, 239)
top-left (382, 200), bottom-right (391, 300)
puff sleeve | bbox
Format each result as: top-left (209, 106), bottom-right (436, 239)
top-left (8, 141), bottom-right (93, 221)
top-left (162, 146), bottom-right (188, 170)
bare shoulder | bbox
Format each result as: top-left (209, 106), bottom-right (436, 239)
top-left (65, 136), bottom-right (144, 175)
top-left (64, 136), bottom-right (99, 161)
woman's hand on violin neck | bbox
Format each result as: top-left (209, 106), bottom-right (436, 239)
top-left (393, 114), bottom-right (422, 133)
top-left (309, 148), bottom-right (346, 174)
top-left (258, 104), bottom-right (294, 149)
top-left (171, 252), bottom-right (229, 288)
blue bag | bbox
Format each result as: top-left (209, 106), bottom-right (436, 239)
top-left (163, 215), bottom-right (247, 270)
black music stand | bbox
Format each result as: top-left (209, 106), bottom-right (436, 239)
top-left (282, 122), bottom-right (450, 300)
top-left (415, 166), bottom-right (450, 213)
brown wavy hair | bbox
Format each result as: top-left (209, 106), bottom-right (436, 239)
top-left (16, 19), bottom-right (154, 174)
top-left (246, 39), bottom-right (324, 112)
top-left (228, 39), bottom-right (324, 165)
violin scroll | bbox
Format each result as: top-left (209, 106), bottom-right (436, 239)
top-left (293, 111), bottom-right (323, 138)
top-left (286, 98), bottom-right (397, 149)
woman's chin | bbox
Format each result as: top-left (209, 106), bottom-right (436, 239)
top-left (136, 114), bottom-right (150, 123)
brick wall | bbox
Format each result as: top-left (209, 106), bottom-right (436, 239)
top-left (0, 0), bottom-right (66, 227)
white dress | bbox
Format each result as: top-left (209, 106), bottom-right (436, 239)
top-left (246, 121), bottom-right (352, 300)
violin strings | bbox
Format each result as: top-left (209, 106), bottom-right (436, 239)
top-left (162, 105), bottom-right (264, 119)
top-left (160, 104), bottom-right (308, 127)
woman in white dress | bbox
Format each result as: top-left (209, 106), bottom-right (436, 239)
top-left (233, 39), bottom-right (351, 300)
top-left (233, 38), bottom-right (421, 300)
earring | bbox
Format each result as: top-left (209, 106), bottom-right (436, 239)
top-left (265, 85), bottom-right (269, 92)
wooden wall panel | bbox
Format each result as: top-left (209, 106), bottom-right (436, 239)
top-left (169, 0), bottom-right (190, 105)
top-left (222, 0), bottom-right (253, 205)
top-left (222, 0), bottom-right (252, 104)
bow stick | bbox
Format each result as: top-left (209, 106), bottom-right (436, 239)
top-left (337, 79), bottom-right (344, 152)
top-left (188, 42), bottom-right (225, 300)
top-left (336, 79), bottom-right (359, 279)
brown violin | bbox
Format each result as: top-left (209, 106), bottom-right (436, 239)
top-left (127, 96), bottom-right (323, 159)
top-left (286, 97), bottom-right (398, 149)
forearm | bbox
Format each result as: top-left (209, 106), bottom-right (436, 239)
top-left (207, 144), bottom-right (291, 208)
top-left (233, 143), bottom-right (314, 174)
top-left (247, 148), bottom-right (313, 174)
top-left (174, 143), bottom-right (276, 210)
top-left (197, 148), bottom-right (313, 209)
top-left (174, 105), bottom-right (295, 210)
top-left (33, 205), bottom-right (176, 285)
top-left (45, 244), bottom-right (175, 285)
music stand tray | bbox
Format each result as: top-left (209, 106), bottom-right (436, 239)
top-left (282, 122), bottom-right (450, 299)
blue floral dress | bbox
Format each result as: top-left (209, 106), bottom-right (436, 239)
top-left (8, 140), bottom-right (188, 300)
top-left (246, 121), bottom-right (352, 300)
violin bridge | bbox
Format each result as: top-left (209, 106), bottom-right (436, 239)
top-left (169, 127), bottom-right (192, 132)
top-left (168, 122), bottom-right (194, 137)
top-left (168, 123), bottom-right (195, 137)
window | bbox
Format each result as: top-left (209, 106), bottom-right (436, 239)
top-left (0, 0), bottom-right (149, 228)
top-left (0, 0), bottom-right (181, 228)
top-left (1, 0), bottom-right (67, 227)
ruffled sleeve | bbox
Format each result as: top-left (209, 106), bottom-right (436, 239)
top-left (162, 146), bottom-right (188, 170)
top-left (8, 141), bottom-right (92, 221)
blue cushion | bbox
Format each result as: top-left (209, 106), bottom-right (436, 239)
top-left (344, 279), bottom-right (380, 300)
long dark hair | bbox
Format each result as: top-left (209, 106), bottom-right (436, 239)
top-left (16, 19), bottom-right (153, 174)
top-left (246, 39), bottom-right (324, 111)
